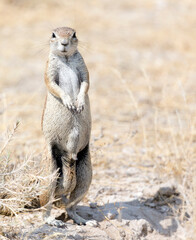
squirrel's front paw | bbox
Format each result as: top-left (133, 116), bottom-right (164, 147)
top-left (76, 97), bottom-right (85, 113)
top-left (62, 97), bottom-right (76, 111)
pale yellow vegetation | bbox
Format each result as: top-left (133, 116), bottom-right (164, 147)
top-left (0, 0), bottom-right (196, 239)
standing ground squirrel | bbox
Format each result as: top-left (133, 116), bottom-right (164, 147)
top-left (41, 27), bottom-right (97, 227)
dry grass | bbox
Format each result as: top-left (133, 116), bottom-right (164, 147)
top-left (0, 120), bottom-right (55, 216)
top-left (0, 0), bottom-right (196, 239)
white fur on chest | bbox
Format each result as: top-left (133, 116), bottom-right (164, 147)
top-left (50, 54), bottom-right (81, 100)
top-left (59, 62), bottom-right (80, 99)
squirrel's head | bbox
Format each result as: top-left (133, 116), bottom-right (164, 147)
top-left (49, 27), bottom-right (78, 57)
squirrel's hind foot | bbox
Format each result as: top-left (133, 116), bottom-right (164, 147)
top-left (67, 208), bottom-right (98, 227)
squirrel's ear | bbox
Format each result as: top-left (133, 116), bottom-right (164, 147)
top-left (52, 33), bottom-right (56, 38)
top-left (72, 32), bottom-right (76, 38)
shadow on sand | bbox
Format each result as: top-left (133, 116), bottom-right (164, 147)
top-left (77, 198), bottom-right (178, 237)
top-left (24, 188), bottom-right (180, 239)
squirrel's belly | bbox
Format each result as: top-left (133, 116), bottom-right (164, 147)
top-left (42, 93), bottom-right (91, 153)
top-left (58, 67), bottom-right (80, 100)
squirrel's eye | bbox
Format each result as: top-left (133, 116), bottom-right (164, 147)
top-left (52, 33), bottom-right (56, 38)
top-left (72, 32), bottom-right (76, 38)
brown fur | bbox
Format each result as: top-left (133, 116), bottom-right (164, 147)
top-left (40, 27), bottom-right (96, 227)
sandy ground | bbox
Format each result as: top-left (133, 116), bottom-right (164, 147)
top-left (0, 0), bottom-right (196, 239)
top-left (1, 170), bottom-right (181, 240)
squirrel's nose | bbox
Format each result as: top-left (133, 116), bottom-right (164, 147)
top-left (61, 39), bottom-right (69, 46)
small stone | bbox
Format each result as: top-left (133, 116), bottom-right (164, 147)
top-left (106, 212), bottom-right (117, 220)
top-left (89, 202), bottom-right (98, 209)
top-left (157, 187), bottom-right (177, 197)
top-left (159, 205), bottom-right (170, 213)
top-left (86, 220), bottom-right (99, 227)
top-left (145, 202), bottom-right (156, 207)
top-left (67, 234), bottom-right (83, 240)
top-left (133, 192), bottom-right (143, 198)
top-left (119, 230), bottom-right (126, 238)
top-left (135, 219), bottom-right (153, 237)
top-left (76, 226), bottom-right (85, 233)
top-left (123, 220), bottom-right (130, 226)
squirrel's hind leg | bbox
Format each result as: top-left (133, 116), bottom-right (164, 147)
top-left (42, 144), bottom-right (66, 228)
top-left (64, 144), bottom-right (98, 227)
top-left (66, 206), bottom-right (98, 226)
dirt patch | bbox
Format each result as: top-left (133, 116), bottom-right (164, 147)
top-left (1, 177), bottom-right (183, 240)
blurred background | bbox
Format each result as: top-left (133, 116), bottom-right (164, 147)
top-left (0, 0), bottom-right (196, 238)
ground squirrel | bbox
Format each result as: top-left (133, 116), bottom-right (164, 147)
top-left (41, 27), bottom-right (97, 227)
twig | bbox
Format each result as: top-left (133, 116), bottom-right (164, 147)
top-left (0, 121), bottom-right (20, 155)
